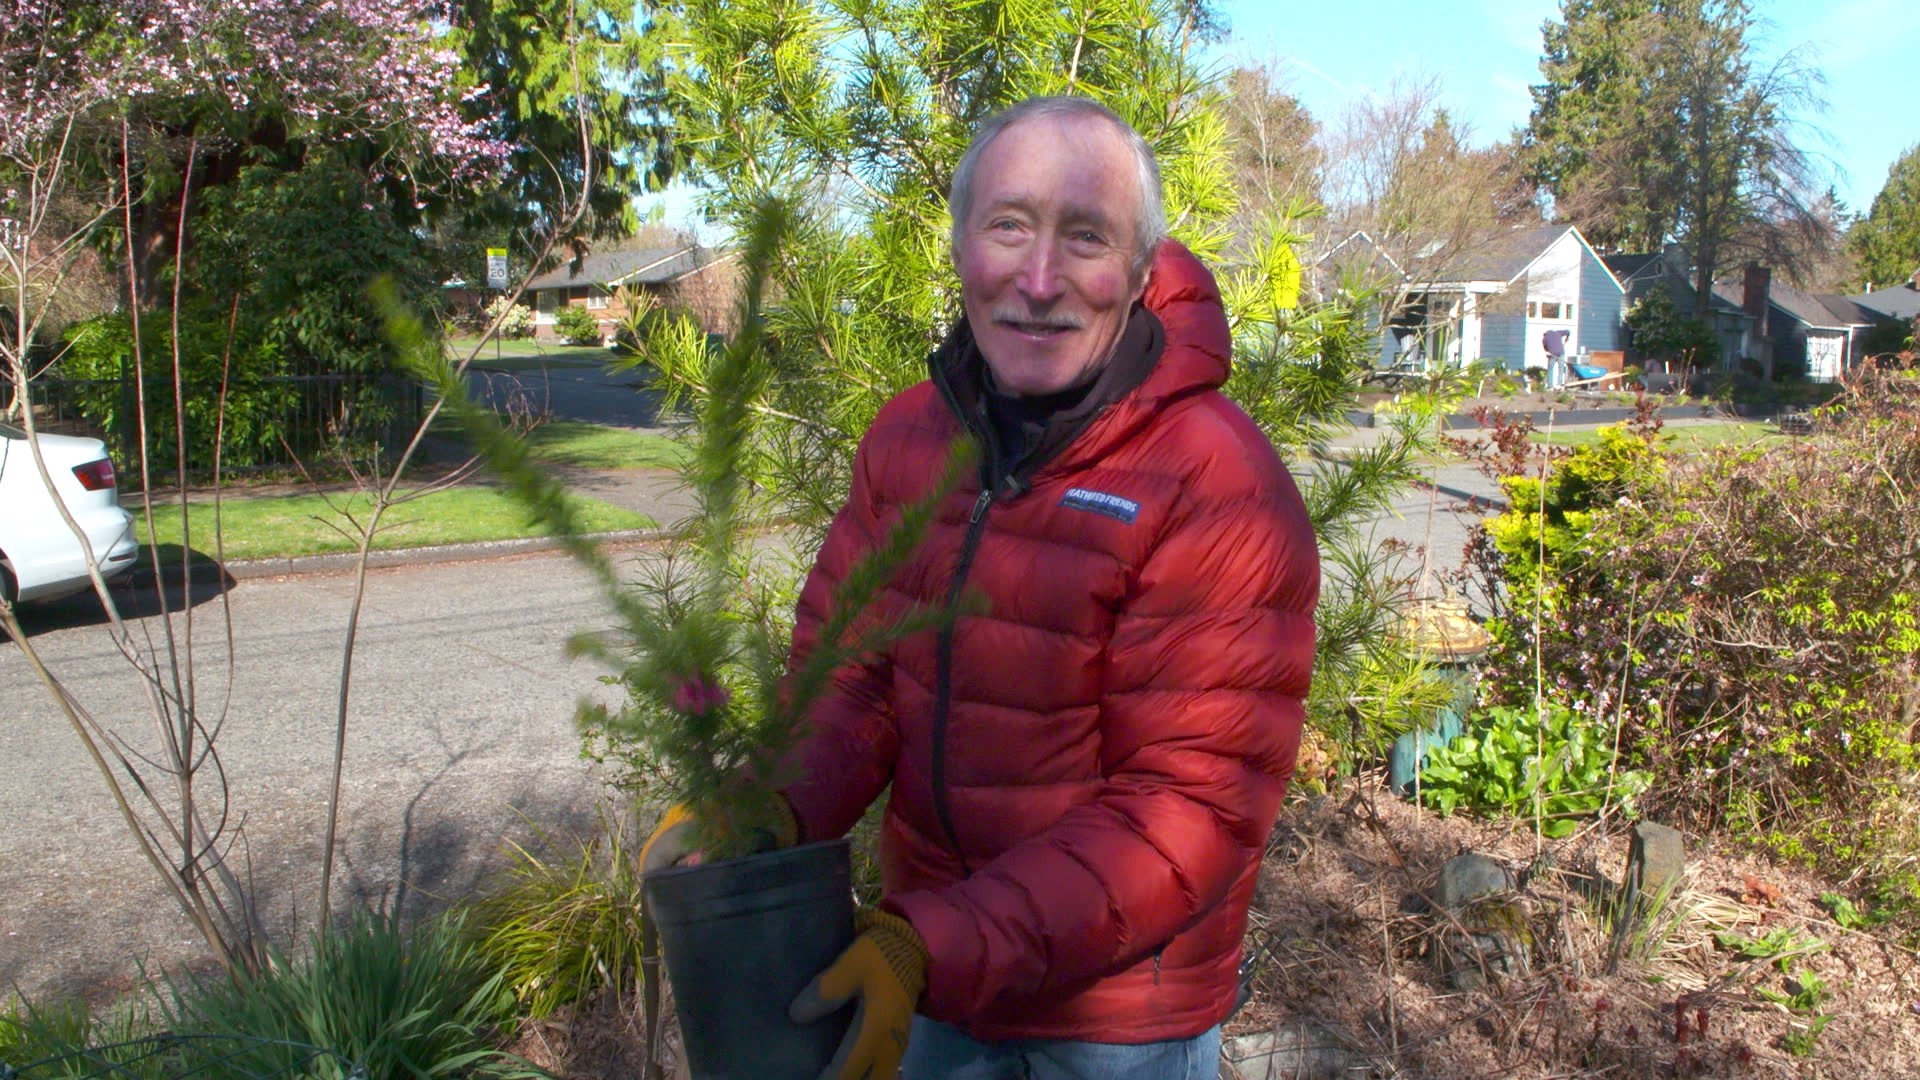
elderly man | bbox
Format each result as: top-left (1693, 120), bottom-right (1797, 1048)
top-left (654, 96), bottom-right (1319, 1080)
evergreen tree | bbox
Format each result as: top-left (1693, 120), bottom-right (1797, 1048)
top-left (1523, 0), bottom-right (1673, 250)
top-left (1851, 143), bottom-right (1920, 291)
top-left (1523, 0), bottom-right (1826, 321)
top-left (443, 0), bottom-right (680, 249)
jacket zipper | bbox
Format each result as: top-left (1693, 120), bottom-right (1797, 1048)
top-left (930, 485), bottom-right (995, 876)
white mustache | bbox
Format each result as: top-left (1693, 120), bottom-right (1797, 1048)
top-left (992, 309), bottom-right (1084, 331)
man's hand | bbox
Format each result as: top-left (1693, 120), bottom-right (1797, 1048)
top-left (638, 803), bottom-right (704, 873)
top-left (790, 909), bottom-right (928, 1080)
top-left (638, 796), bottom-right (799, 873)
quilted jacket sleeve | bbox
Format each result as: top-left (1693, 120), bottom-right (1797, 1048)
top-left (887, 449), bottom-right (1320, 1016)
top-left (777, 428), bottom-right (903, 843)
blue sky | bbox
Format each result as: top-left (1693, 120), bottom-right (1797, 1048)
top-left (1209, 0), bottom-right (1919, 215)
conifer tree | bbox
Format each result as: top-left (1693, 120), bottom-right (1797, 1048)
top-left (1523, 0), bottom-right (1826, 319)
top-left (1851, 144), bottom-right (1920, 291)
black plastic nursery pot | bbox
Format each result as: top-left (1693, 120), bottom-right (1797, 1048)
top-left (645, 838), bottom-right (856, 1079)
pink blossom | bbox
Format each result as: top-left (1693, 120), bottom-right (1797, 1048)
top-left (670, 675), bottom-right (731, 717)
top-left (1, 0), bottom-right (506, 176)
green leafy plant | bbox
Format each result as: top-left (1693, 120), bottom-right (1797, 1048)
top-left (1418, 702), bottom-right (1649, 838)
top-left (552, 304), bottom-right (602, 346)
top-left (1757, 968), bottom-right (1833, 1056)
top-left (153, 909), bottom-right (534, 1080)
top-left (1820, 891), bottom-right (1886, 931)
top-left (468, 813), bottom-right (649, 1019)
top-left (1713, 926), bottom-right (1828, 970)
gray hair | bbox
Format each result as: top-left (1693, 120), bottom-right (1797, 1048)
top-left (948, 96), bottom-right (1166, 282)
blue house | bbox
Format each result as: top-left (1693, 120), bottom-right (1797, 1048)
top-left (1380, 224), bottom-right (1627, 376)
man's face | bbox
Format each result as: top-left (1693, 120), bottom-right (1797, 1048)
top-left (954, 114), bottom-right (1147, 397)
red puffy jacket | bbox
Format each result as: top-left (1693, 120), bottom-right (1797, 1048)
top-left (780, 239), bottom-right (1319, 1043)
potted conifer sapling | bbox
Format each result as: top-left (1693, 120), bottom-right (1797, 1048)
top-left (564, 202), bottom-right (964, 1077)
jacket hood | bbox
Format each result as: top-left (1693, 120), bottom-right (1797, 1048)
top-left (1134, 237), bottom-right (1234, 396)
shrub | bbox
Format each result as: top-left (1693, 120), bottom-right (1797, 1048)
top-left (1464, 363), bottom-right (1920, 884)
top-left (58, 309), bottom-right (301, 472)
top-left (552, 304), bottom-right (601, 346)
top-left (484, 295), bottom-right (535, 340)
top-left (1624, 289), bottom-right (1720, 370)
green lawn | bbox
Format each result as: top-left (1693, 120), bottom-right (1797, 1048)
top-left (136, 487), bottom-right (656, 561)
top-left (446, 336), bottom-right (622, 370)
top-left (1532, 420), bottom-right (1784, 452)
top-left (524, 421), bottom-right (690, 470)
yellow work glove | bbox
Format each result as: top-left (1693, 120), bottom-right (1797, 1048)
top-left (789, 909), bottom-right (928, 1080)
top-left (638, 795), bottom-right (799, 873)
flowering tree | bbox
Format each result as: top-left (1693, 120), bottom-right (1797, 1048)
top-left (0, 0), bottom-right (518, 976)
top-left (1, 0), bottom-right (500, 174)
top-left (3, 0), bottom-right (508, 359)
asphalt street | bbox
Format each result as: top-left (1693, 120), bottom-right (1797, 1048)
top-left (2, 553), bottom-right (640, 1000)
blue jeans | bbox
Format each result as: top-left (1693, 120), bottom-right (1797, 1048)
top-left (900, 1016), bottom-right (1221, 1080)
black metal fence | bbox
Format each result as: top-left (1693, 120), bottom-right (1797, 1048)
top-left (4, 372), bottom-right (423, 483)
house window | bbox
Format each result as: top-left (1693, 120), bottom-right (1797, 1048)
top-left (535, 290), bottom-right (557, 315)
top-left (1527, 302), bottom-right (1537, 318)
top-left (585, 289), bottom-right (610, 310)
top-left (1540, 301), bottom-right (1563, 319)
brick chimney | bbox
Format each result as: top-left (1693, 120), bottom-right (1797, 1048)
top-left (1742, 263), bottom-right (1771, 338)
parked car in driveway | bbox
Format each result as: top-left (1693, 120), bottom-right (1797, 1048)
top-left (0, 422), bottom-right (138, 603)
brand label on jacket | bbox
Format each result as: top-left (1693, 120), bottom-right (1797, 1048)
top-left (1060, 487), bottom-right (1139, 523)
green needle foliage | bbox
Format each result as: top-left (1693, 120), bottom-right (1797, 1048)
top-left (401, 200), bottom-right (964, 858)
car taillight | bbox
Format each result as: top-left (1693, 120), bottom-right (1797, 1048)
top-left (72, 458), bottom-right (116, 491)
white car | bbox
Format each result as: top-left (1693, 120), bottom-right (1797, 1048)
top-left (0, 422), bottom-right (139, 604)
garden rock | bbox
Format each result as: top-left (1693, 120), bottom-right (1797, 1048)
top-left (1433, 852), bottom-right (1510, 909)
top-left (1219, 1018), bottom-right (1359, 1080)
top-left (1431, 853), bottom-right (1532, 990)
top-left (1626, 821), bottom-right (1686, 895)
